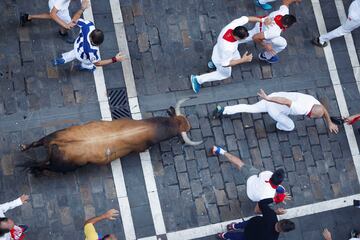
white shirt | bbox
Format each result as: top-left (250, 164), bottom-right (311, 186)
top-left (269, 92), bottom-right (320, 116)
top-left (75, 19), bottom-right (101, 64)
top-left (246, 171), bottom-right (276, 202)
top-left (212, 16), bottom-right (249, 66)
top-left (0, 198), bottom-right (23, 240)
top-left (349, 0), bottom-right (360, 21)
top-left (48, 0), bottom-right (71, 11)
top-left (262, 5), bottom-right (289, 40)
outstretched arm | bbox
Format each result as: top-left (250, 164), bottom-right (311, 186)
top-left (223, 152), bottom-right (245, 169)
top-left (94, 52), bottom-right (126, 67)
top-left (257, 89), bottom-right (292, 107)
top-left (322, 106), bottom-right (339, 134)
top-left (71, 0), bottom-right (90, 23)
top-left (85, 209), bottom-right (119, 226)
top-left (227, 51), bottom-right (253, 67)
top-left (345, 113), bottom-right (360, 125)
top-left (0, 195), bottom-right (29, 214)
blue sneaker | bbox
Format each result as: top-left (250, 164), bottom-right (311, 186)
top-left (258, 53), bottom-right (279, 64)
top-left (212, 105), bottom-right (224, 119)
top-left (190, 75), bottom-right (201, 93)
top-left (255, 0), bottom-right (272, 10)
top-left (52, 57), bottom-right (65, 66)
top-left (207, 60), bottom-right (216, 70)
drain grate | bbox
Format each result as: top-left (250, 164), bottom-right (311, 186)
top-left (107, 88), bottom-right (131, 119)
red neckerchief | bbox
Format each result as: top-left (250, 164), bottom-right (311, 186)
top-left (222, 29), bottom-right (237, 42)
top-left (307, 110), bottom-right (312, 118)
top-left (274, 15), bottom-right (286, 31)
top-left (265, 179), bottom-right (278, 189)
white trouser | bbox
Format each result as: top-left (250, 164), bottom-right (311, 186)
top-left (48, 1), bottom-right (72, 24)
top-left (62, 49), bottom-right (95, 69)
top-left (239, 25), bottom-right (287, 59)
top-left (197, 51), bottom-right (240, 84)
top-left (319, 17), bottom-right (360, 44)
top-left (223, 100), bottom-right (295, 131)
top-left (259, 0), bottom-right (277, 4)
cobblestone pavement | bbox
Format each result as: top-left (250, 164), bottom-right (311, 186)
top-left (0, 1), bottom-right (125, 239)
top-left (120, 0), bottom-right (360, 235)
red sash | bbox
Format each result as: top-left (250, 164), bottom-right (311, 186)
top-left (258, 15), bottom-right (268, 32)
top-left (222, 29), bottom-right (237, 42)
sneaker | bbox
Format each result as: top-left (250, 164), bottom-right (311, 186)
top-left (20, 12), bottom-right (31, 26)
top-left (212, 105), bottom-right (224, 119)
top-left (190, 75), bottom-right (201, 93)
top-left (351, 229), bottom-right (359, 238)
top-left (65, 30), bottom-right (75, 44)
top-left (255, 0), bottom-right (272, 10)
top-left (226, 222), bottom-right (237, 231)
top-left (258, 53), bottom-right (279, 64)
top-left (52, 57), bottom-right (65, 66)
top-left (207, 60), bottom-right (216, 70)
top-left (216, 232), bottom-right (226, 240)
top-left (311, 37), bottom-right (328, 48)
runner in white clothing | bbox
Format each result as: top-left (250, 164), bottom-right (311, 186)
top-left (20, 0), bottom-right (89, 43)
top-left (0, 195), bottom-right (30, 240)
top-left (190, 16), bottom-right (270, 93)
top-left (213, 89), bottom-right (339, 133)
top-left (312, 0), bottom-right (360, 47)
top-left (239, 0), bottom-right (300, 64)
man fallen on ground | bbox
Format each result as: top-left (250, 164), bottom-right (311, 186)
top-left (0, 194), bottom-right (30, 240)
top-left (190, 16), bottom-right (271, 93)
top-left (212, 146), bottom-right (291, 209)
top-left (312, 0), bottom-right (360, 48)
top-left (52, 18), bottom-right (126, 71)
top-left (20, 0), bottom-right (90, 43)
top-left (238, 0), bottom-right (301, 64)
top-left (323, 228), bottom-right (360, 240)
top-left (84, 209), bottom-right (119, 240)
top-left (213, 89), bottom-right (339, 133)
top-left (217, 198), bottom-right (295, 240)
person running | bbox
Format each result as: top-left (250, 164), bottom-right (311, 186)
top-left (52, 18), bottom-right (126, 71)
top-left (20, 0), bottom-right (90, 43)
top-left (312, 0), bottom-right (360, 48)
top-left (217, 198), bottom-right (295, 240)
top-left (0, 194), bottom-right (30, 240)
top-left (84, 209), bottom-right (119, 240)
top-left (213, 89), bottom-right (339, 133)
top-left (238, 0), bottom-right (300, 64)
top-left (189, 16), bottom-right (270, 93)
top-left (256, 0), bottom-right (279, 10)
top-left (211, 146), bottom-right (291, 206)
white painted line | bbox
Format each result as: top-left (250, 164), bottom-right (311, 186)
top-left (83, 3), bottom-right (136, 240)
top-left (311, 0), bottom-right (360, 183)
top-left (108, 0), bottom-right (167, 236)
top-left (137, 236), bottom-right (159, 240)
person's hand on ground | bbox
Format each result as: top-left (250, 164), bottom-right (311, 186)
top-left (20, 194), bottom-right (30, 204)
top-left (115, 52), bottom-right (126, 62)
top-left (322, 228), bottom-right (332, 240)
top-left (257, 89), bottom-right (269, 101)
top-left (275, 208), bottom-right (287, 215)
top-left (241, 51), bottom-right (253, 63)
top-left (328, 122), bottom-right (339, 134)
top-left (105, 209), bottom-right (119, 221)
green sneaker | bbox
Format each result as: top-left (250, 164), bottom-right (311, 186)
top-left (212, 105), bottom-right (224, 119)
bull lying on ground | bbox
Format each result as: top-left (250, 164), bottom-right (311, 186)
top-left (20, 97), bottom-right (202, 174)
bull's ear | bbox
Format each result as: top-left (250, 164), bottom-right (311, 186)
top-left (167, 106), bottom-right (176, 117)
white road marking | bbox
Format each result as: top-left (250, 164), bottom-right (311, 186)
top-left (108, 0), bottom-right (167, 237)
top-left (83, 3), bottom-right (136, 240)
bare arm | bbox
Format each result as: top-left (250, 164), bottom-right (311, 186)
top-left (50, 7), bottom-right (75, 29)
top-left (322, 229), bottom-right (332, 240)
top-left (252, 33), bottom-right (277, 55)
top-left (71, 0), bottom-right (89, 23)
top-left (224, 152), bottom-right (245, 169)
top-left (95, 52), bottom-right (126, 67)
top-left (345, 113), bottom-right (360, 124)
top-left (322, 106), bottom-right (339, 133)
top-left (85, 209), bottom-right (119, 226)
top-left (257, 89), bottom-right (292, 107)
top-left (227, 51), bottom-right (253, 67)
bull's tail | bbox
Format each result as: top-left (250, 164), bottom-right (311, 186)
top-left (20, 137), bottom-right (46, 152)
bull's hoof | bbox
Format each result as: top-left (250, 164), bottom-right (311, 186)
top-left (19, 144), bottom-right (28, 152)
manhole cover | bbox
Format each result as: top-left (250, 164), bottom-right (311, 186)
top-left (107, 88), bottom-right (131, 119)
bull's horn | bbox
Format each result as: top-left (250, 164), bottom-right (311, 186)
top-left (175, 96), bottom-right (197, 116)
top-left (181, 132), bottom-right (203, 146)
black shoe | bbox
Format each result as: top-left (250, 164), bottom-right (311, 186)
top-left (330, 116), bottom-right (344, 125)
top-left (311, 37), bottom-right (328, 48)
top-left (20, 12), bottom-right (31, 26)
top-left (212, 105), bottom-right (224, 119)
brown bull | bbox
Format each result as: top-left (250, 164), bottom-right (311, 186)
top-left (20, 97), bottom-right (202, 174)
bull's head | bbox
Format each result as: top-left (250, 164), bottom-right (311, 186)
top-left (170, 97), bottom-right (203, 146)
